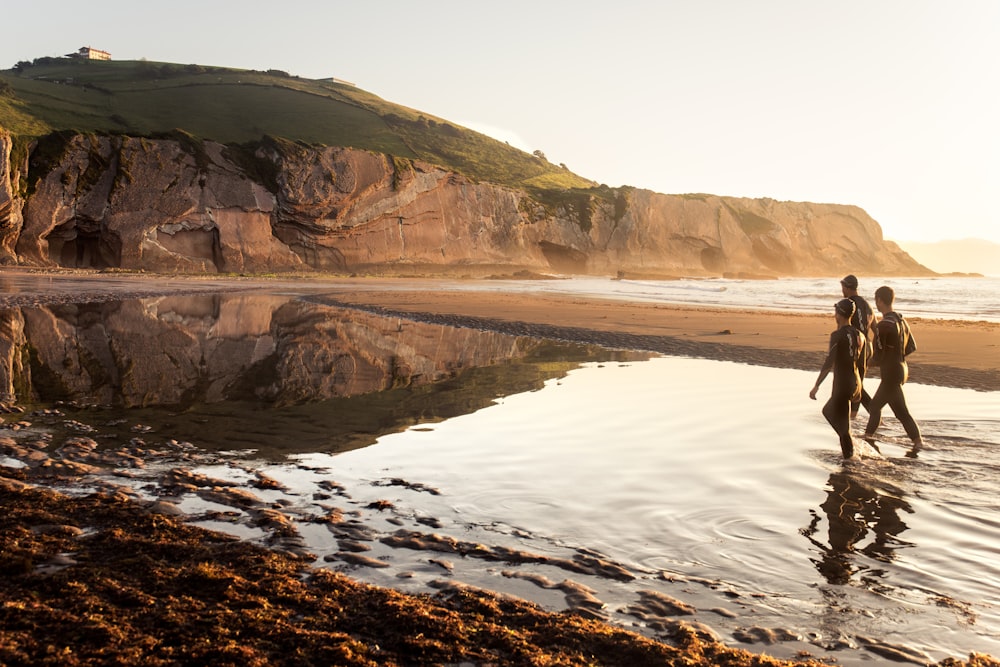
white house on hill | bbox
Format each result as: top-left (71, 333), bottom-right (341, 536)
top-left (69, 46), bottom-right (111, 61)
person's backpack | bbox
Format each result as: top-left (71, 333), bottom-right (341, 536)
top-left (901, 317), bottom-right (917, 357)
top-left (883, 312), bottom-right (916, 360)
top-left (850, 297), bottom-right (874, 361)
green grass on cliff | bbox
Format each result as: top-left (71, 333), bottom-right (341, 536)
top-left (0, 58), bottom-right (593, 191)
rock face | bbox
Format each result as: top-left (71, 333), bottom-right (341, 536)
top-left (0, 129), bottom-right (931, 277)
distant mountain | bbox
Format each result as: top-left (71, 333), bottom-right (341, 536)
top-left (896, 238), bottom-right (1000, 276)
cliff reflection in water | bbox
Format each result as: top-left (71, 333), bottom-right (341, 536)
top-left (0, 293), bottom-right (644, 456)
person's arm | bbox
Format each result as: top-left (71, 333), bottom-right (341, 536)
top-left (810, 334), bottom-right (837, 399)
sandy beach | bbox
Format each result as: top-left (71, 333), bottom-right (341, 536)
top-left (1, 270), bottom-right (996, 390)
top-left (307, 279), bottom-right (1000, 392)
top-left (2, 269), bottom-right (999, 666)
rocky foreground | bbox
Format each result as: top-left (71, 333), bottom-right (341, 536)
top-left (2, 464), bottom-right (996, 666)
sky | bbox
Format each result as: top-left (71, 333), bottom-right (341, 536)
top-left (2, 1), bottom-right (998, 244)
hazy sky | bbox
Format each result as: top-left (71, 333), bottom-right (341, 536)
top-left (2, 1), bottom-right (997, 244)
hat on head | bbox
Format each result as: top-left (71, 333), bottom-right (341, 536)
top-left (835, 298), bottom-right (856, 318)
top-left (840, 274), bottom-right (859, 289)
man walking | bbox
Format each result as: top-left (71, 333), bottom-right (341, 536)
top-left (840, 275), bottom-right (874, 417)
top-left (864, 285), bottom-right (922, 453)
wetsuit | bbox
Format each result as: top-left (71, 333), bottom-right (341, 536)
top-left (816, 325), bottom-right (863, 457)
top-left (848, 295), bottom-right (875, 412)
top-left (865, 312), bottom-right (921, 443)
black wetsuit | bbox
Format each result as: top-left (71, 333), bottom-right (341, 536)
top-left (817, 325), bottom-right (863, 457)
top-left (865, 312), bottom-right (921, 443)
top-left (848, 295), bottom-right (875, 411)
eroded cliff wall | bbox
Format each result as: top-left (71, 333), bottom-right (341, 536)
top-left (0, 130), bottom-right (931, 277)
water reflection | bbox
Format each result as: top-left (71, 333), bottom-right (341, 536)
top-left (802, 470), bottom-right (914, 585)
top-left (0, 294), bottom-right (644, 456)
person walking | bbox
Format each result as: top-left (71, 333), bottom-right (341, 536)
top-left (840, 275), bottom-right (875, 417)
top-left (864, 285), bottom-right (922, 453)
top-left (810, 298), bottom-right (865, 458)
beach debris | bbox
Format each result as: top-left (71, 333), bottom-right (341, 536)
top-left (251, 472), bottom-right (287, 491)
top-left (146, 500), bottom-right (185, 516)
top-left (39, 458), bottom-right (105, 476)
top-left (316, 478), bottom-right (349, 496)
top-left (373, 477), bottom-right (442, 495)
top-left (248, 507), bottom-right (298, 536)
top-left (732, 626), bottom-right (801, 645)
top-left (501, 570), bottom-right (607, 616)
top-left (328, 552), bottom-right (390, 569)
top-left (164, 467), bottom-right (239, 489)
top-left (708, 606), bottom-right (739, 618)
top-left (337, 539), bottom-right (372, 553)
top-left (269, 535), bottom-right (315, 560)
top-left (626, 589), bottom-right (696, 619)
top-left (415, 514), bottom-right (443, 529)
top-left (327, 521), bottom-right (378, 542)
top-left (34, 552), bottom-right (78, 575)
top-left (62, 419), bottom-right (97, 433)
top-left (429, 558), bottom-right (454, 572)
top-left (57, 436), bottom-right (99, 457)
top-left (197, 486), bottom-right (262, 509)
top-left (855, 635), bottom-right (933, 665)
top-left (381, 529), bottom-right (635, 581)
top-left (30, 523), bottom-right (84, 538)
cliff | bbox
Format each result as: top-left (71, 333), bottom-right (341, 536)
top-left (0, 129), bottom-right (931, 277)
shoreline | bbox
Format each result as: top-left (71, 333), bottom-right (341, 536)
top-left (1, 269), bottom-right (996, 391)
top-left (310, 283), bottom-right (1000, 392)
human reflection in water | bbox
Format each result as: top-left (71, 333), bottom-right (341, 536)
top-left (801, 470), bottom-right (914, 585)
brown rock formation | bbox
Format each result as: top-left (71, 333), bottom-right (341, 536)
top-left (0, 130), bottom-right (931, 277)
top-left (0, 129), bottom-right (25, 263)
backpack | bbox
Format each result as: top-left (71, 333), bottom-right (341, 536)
top-left (883, 312), bottom-right (917, 360)
top-left (850, 296), bottom-right (874, 361)
top-left (901, 317), bottom-right (917, 357)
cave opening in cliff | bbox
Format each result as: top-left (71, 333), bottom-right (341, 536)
top-left (700, 246), bottom-right (726, 273)
top-left (51, 223), bottom-right (120, 269)
top-left (538, 241), bottom-right (588, 274)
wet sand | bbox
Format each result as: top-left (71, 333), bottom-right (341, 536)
top-left (309, 281), bottom-right (1000, 392)
top-left (317, 285), bottom-right (997, 366)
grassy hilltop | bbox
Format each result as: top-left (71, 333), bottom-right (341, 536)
top-left (0, 57), bottom-right (594, 192)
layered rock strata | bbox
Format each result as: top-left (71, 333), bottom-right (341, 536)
top-left (0, 130), bottom-right (930, 277)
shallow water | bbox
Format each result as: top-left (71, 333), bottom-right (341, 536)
top-left (316, 357), bottom-right (1000, 664)
top-left (423, 274), bottom-right (1000, 323)
top-left (2, 290), bottom-right (998, 665)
